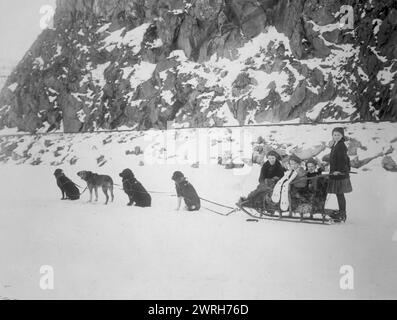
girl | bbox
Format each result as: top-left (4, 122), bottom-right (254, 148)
top-left (271, 155), bottom-right (306, 212)
top-left (238, 150), bottom-right (285, 209)
top-left (258, 150), bottom-right (285, 184)
top-left (327, 127), bottom-right (352, 222)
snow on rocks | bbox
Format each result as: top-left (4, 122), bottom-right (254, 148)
top-left (7, 83), bottom-right (18, 92)
top-left (1, 122), bottom-right (396, 174)
top-left (377, 63), bottom-right (397, 87)
top-left (306, 102), bottom-right (330, 121)
top-left (100, 23), bottom-right (151, 55)
top-left (128, 61), bottom-right (156, 90)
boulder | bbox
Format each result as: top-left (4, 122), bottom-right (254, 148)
top-left (382, 155), bottom-right (397, 172)
top-left (292, 143), bottom-right (326, 160)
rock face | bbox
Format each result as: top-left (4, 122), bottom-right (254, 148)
top-left (0, 0), bottom-right (396, 133)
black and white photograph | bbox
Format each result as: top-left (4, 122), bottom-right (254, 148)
top-left (0, 0), bottom-right (396, 303)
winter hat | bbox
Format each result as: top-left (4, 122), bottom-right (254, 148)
top-left (289, 154), bottom-right (302, 164)
top-left (54, 169), bottom-right (63, 176)
top-left (172, 171), bottom-right (185, 181)
top-left (119, 169), bottom-right (135, 178)
top-left (267, 150), bottom-right (281, 160)
top-left (332, 127), bottom-right (345, 137)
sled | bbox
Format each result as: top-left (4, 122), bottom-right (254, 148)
top-left (236, 175), bottom-right (344, 225)
top-left (237, 203), bottom-right (334, 225)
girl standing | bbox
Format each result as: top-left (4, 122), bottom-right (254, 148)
top-left (327, 127), bottom-right (353, 222)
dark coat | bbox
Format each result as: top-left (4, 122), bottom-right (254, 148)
top-left (292, 167), bottom-right (307, 188)
top-left (259, 160), bottom-right (285, 183)
top-left (329, 140), bottom-right (351, 180)
top-left (306, 168), bottom-right (324, 191)
top-left (56, 175), bottom-right (80, 200)
top-left (122, 177), bottom-right (152, 207)
top-left (175, 178), bottom-right (201, 211)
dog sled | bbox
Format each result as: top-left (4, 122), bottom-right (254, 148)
top-left (236, 174), bottom-right (341, 225)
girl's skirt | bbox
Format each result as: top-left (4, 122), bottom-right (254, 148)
top-left (327, 178), bottom-right (353, 194)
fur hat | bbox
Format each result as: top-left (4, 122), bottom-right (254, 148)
top-left (172, 171), bottom-right (185, 181)
top-left (332, 127), bottom-right (345, 137)
top-left (289, 154), bottom-right (302, 164)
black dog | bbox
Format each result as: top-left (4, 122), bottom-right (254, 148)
top-left (119, 169), bottom-right (152, 207)
top-left (54, 169), bottom-right (80, 200)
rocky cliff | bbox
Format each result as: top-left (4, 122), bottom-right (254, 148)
top-left (0, 0), bottom-right (396, 133)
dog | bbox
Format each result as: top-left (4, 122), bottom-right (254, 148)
top-left (119, 169), bottom-right (151, 207)
top-left (54, 169), bottom-right (80, 201)
top-left (77, 171), bottom-right (114, 205)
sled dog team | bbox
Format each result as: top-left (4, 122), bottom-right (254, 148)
top-left (54, 127), bottom-right (352, 221)
top-left (54, 168), bottom-right (201, 212)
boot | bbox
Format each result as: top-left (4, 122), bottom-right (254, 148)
top-left (331, 211), bottom-right (347, 223)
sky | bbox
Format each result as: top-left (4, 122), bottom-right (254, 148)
top-left (0, 0), bottom-right (56, 65)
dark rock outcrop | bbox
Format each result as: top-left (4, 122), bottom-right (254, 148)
top-left (0, 0), bottom-right (396, 133)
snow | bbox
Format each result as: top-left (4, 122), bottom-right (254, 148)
top-left (96, 23), bottom-right (111, 34)
top-left (101, 24), bottom-right (150, 55)
top-left (0, 131), bottom-right (397, 299)
top-left (147, 39), bottom-right (163, 49)
top-left (310, 21), bottom-right (341, 34)
top-left (0, 125), bottom-right (25, 136)
top-left (1, 123), bottom-right (397, 299)
top-left (161, 90), bottom-right (174, 105)
top-left (77, 109), bottom-right (86, 123)
top-left (332, 96), bottom-right (356, 116)
top-left (33, 57), bottom-right (45, 69)
top-left (90, 62), bottom-right (110, 87)
top-left (373, 19), bottom-right (382, 36)
top-left (370, 47), bottom-right (388, 63)
top-left (8, 83), bottom-right (18, 92)
top-left (307, 102), bottom-right (329, 120)
top-left (129, 61), bottom-right (156, 90)
top-left (249, 70), bottom-right (290, 102)
top-left (377, 64), bottom-right (397, 86)
top-left (358, 67), bottom-right (369, 82)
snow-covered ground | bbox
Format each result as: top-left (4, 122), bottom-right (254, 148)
top-left (1, 123), bottom-right (397, 300)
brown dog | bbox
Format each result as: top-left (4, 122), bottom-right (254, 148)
top-left (77, 171), bottom-right (114, 205)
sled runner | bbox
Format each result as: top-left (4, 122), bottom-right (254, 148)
top-left (236, 174), bottom-right (345, 225)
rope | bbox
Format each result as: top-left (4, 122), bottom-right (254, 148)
top-left (290, 171), bottom-right (358, 185)
top-left (202, 206), bottom-right (238, 217)
top-left (199, 197), bottom-right (235, 210)
top-left (115, 182), bottom-right (237, 213)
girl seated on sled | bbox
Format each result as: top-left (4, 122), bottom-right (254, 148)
top-left (238, 150), bottom-right (285, 208)
top-left (287, 155), bottom-right (307, 197)
top-left (271, 155), bottom-right (307, 212)
top-left (305, 158), bottom-right (324, 193)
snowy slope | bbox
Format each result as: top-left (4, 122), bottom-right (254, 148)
top-left (0, 123), bottom-right (397, 299)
